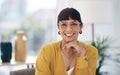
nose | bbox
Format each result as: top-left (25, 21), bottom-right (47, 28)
top-left (66, 25), bottom-right (72, 32)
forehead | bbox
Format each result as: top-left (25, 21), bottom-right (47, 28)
top-left (60, 19), bottom-right (78, 23)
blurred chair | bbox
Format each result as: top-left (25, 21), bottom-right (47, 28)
top-left (10, 68), bottom-right (35, 75)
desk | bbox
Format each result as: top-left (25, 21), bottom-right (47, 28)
top-left (0, 56), bottom-right (36, 75)
top-left (0, 62), bottom-right (35, 68)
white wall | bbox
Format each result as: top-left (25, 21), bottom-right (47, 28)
top-left (113, 0), bottom-right (120, 47)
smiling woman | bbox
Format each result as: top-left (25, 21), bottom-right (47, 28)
top-left (35, 7), bottom-right (98, 75)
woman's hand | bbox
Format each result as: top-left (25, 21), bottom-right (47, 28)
top-left (62, 40), bottom-right (86, 57)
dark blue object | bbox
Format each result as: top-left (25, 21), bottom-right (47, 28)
top-left (0, 42), bottom-right (12, 63)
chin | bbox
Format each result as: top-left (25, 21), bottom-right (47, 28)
top-left (62, 36), bottom-right (77, 42)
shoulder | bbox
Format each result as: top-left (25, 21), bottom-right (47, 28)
top-left (37, 41), bottom-right (61, 61)
top-left (39, 41), bottom-right (61, 54)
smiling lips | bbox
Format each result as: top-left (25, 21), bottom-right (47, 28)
top-left (65, 33), bottom-right (74, 37)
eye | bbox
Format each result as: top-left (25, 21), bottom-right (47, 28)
top-left (71, 23), bottom-right (78, 26)
top-left (61, 24), bottom-right (67, 26)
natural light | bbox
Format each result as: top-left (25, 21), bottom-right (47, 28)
top-left (26, 0), bottom-right (57, 15)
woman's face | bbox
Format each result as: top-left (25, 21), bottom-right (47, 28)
top-left (58, 19), bottom-right (82, 42)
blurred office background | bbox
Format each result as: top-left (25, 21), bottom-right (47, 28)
top-left (0, 0), bottom-right (120, 75)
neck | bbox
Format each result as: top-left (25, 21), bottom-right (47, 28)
top-left (62, 50), bottom-right (73, 59)
top-left (61, 49), bottom-right (76, 71)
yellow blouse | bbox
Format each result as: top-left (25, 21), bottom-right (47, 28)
top-left (35, 41), bottom-right (98, 75)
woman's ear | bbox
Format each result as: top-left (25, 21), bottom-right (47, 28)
top-left (57, 25), bottom-right (60, 29)
top-left (57, 25), bottom-right (61, 35)
top-left (79, 25), bottom-right (83, 34)
top-left (79, 24), bottom-right (83, 29)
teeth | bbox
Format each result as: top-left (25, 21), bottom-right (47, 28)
top-left (65, 33), bottom-right (73, 36)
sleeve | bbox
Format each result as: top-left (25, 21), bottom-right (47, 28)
top-left (75, 47), bottom-right (98, 75)
top-left (35, 45), bottom-right (51, 75)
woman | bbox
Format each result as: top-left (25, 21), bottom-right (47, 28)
top-left (35, 8), bottom-right (98, 75)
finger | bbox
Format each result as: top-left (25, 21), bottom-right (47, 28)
top-left (62, 45), bottom-right (66, 50)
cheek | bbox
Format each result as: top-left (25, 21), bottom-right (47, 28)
top-left (60, 30), bottom-right (64, 35)
top-left (75, 27), bottom-right (81, 32)
top-left (58, 29), bottom-right (64, 35)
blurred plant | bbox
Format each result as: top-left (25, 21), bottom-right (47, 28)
top-left (91, 36), bottom-right (111, 75)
